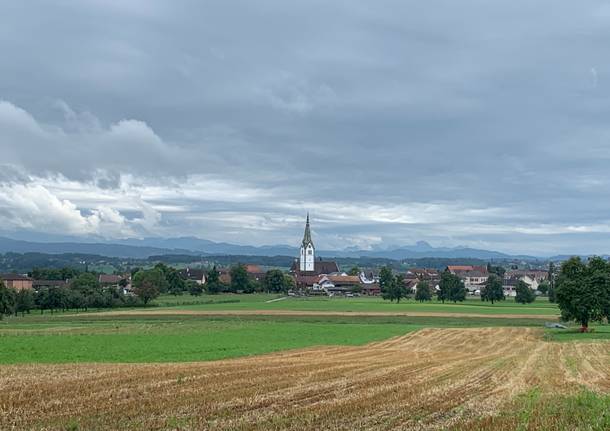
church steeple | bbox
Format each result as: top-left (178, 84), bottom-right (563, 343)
top-left (302, 212), bottom-right (313, 247)
top-left (299, 213), bottom-right (315, 272)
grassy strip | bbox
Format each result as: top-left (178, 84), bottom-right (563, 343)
top-left (169, 296), bottom-right (559, 315)
top-left (454, 389), bottom-right (610, 430)
top-left (544, 325), bottom-right (610, 342)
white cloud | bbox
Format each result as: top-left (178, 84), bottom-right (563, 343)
top-left (0, 100), bottom-right (190, 181)
top-left (0, 180), bottom-right (162, 239)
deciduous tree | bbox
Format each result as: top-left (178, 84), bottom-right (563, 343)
top-left (167, 270), bottom-right (186, 295)
top-left (0, 281), bottom-right (16, 319)
top-left (415, 281), bottom-right (432, 302)
top-left (15, 288), bottom-right (35, 316)
top-left (481, 274), bottom-right (504, 304)
top-left (132, 269), bottom-right (166, 305)
top-left (438, 270), bottom-right (465, 303)
top-left (206, 266), bottom-right (221, 294)
top-left (556, 256), bottom-right (610, 331)
top-left (515, 280), bottom-right (535, 304)
top-left (264, 269), bottom-right (289, 293)
top-left (230, 264), bottom-right (250, 293)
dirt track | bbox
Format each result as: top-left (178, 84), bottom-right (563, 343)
top-left (82, 308), bottom-right (558, 320)
top-left (1, 328), bottom-right (608, 430)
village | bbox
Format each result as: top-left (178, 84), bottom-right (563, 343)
top-left (0, 215), bottom-right (550, 301)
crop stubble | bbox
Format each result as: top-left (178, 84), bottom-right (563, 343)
top-left (1, 328), bottom-right (608, 430)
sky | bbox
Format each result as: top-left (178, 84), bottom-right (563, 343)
top-left (1, 1), bottom-right (610, 256)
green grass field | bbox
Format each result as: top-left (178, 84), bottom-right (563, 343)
top-left (152, 293), bottom-right (560, 315)
top-left (0, 314), bottom-right (421, 364)
top-left (2, 294), bottom-right (605, 365)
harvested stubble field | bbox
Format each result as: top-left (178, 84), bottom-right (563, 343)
top-left (1, 327), bottom-right (609, 430)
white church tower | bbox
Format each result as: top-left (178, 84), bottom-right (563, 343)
top-left (299, 213), bottom-right (315, 272)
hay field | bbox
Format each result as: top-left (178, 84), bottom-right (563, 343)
top-left (2, 328), bottom-right (609, 430)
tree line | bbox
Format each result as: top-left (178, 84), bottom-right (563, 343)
top-left (379, 266), bottom-right (539, 305)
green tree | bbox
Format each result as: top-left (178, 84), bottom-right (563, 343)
top-left (70, 272), bottom-right (100, 296)
top-left (556, 256), bottom-right (610, 330)
top-left (382, 273), bottom-right (406, 303)
top-left (481, 274), bottom-right (505, 304)
top-left (0, 281), bottom-right (16, 319)
top-left (167, 270), bottom-right (186, 295)
top-left (548, 261), bottom-right (557, 303)
top-left (348, 266), bottom-right (360, 276)
top-left (15, 288), bottom-right (35, 316)
top-left (132, 269), bottom-right (167, 305)
top-left (187, 280), bottom-right (203, 296)
top-left (486, 263), bottom-right (506, 278)
top-left (230, 264), bottom-right (250, 293)
top-left (438, 270), bottom-right (465, 303)
top-left (515, 280), bottom-right (536, 304)
top-left (537, 280), bottom-right (550, 295)
top-left (284, 274), bottom-right (296, 292)
top-left (206, 266), bottom-right (221, 294)
top-left (379, 266), bottom-right (394, 295)
top-left (415, 280), bottom-right (432, 302)
top-left (264, 269), bottom-right (289, 293)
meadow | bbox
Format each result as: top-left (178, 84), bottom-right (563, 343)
top-left (153, 293), bottom-right (560, 315)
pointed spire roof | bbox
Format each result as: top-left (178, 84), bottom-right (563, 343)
top-left (302, 212), bottom-right (314, 247)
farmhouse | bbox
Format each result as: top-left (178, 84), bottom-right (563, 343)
top-left (0, 273), bottom-right (33, 290)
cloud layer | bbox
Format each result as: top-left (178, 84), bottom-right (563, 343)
top-left (2, 1), bottom-right (610, 255)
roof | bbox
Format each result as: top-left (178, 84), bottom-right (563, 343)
top-left (0, 273), bottom-right (32, 281)
top-left (291, 259), bottom-right (339, 276)
top-left (302, 213), bottom-right (314, 247)
top-left (33, 279), bottom-right (68, 287)
top-left (327, 275), bottom-right (361, 284)
top-left (447, 265), bottom-right (475, 272)
top-left (447, 266), bottom-right (488, 277)
top-left (294, 274), bottom-right (321, 286)
top-left (245, 264), bottom-right (263, 274)
top-left (179, 268), bottom-right (206, 280)
top-left (98, 274), bottom-right (124, 284)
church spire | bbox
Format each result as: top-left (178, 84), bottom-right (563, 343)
top-left (302, 212), bottom-right (313, 247)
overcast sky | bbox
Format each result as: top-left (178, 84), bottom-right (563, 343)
top-left (1, 1), bottom-right (610, 255)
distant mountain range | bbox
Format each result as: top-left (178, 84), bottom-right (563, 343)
top-left (0, 236), bottom-right (545, 260)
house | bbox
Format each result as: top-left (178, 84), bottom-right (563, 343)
top-left (32, 279), bottom-right (69, 289)
top-left (98, 274), bottom-right (124, 286)
top-left (245, 264), bottom-right (266, 283)
top-left (0, 273), bottom-right (33, 290)
top-left (213, 265), bottom-right (266, 286)
top-left (504, 270), bottom-right (547, 291)
top-left (447, 266), bottom-right (488, 293)
top-left (406, 268), bottom-right (439, 280)
top-left (361, 283), bottom-right (381, 296)
top-left (179, 268), bottom-right (206, 285)
top-left (502, 272), bottom-right (543, 295)
top-left (327, 274), bottom-right (361, 289)
top-left (310, 274), bottom-right (363, 296)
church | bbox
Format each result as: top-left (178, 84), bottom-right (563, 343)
top-left (290, 214), bottom-right (339, 286)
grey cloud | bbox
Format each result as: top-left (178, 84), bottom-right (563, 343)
top-left (2, 1), bottom-right (610, 254)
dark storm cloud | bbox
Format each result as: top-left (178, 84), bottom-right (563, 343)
top-left (1, 0), bottom-right (610, 254)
